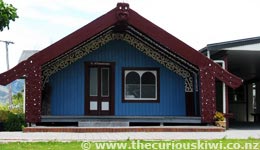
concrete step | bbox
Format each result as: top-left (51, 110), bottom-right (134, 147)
top-left (41, 116), bottom-right (202, 124)
top-left (78, 120), bottom-right (129, 127)
top-left (24, 126), bottom-right (225, 132)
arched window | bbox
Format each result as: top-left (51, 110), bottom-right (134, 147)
top-left (141, 72), bottom-right (156, 98)
top-left (125, 72), bottom-right (140, 98)
top-left (123, 68), bottom-right (159, 102)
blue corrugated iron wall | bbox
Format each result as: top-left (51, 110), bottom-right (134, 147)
top-left (49, 40), bottom-right (186, 116)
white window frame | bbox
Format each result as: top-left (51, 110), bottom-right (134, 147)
top-left (124, 69), bottom-right (158, 101)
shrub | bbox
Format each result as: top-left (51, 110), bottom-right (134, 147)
top-left (0, 92), bottom-right (26, 131)
top-left (214, 111), bottom-right (225, 121)
top-left (12, 92), bottom-right (24, 114)
top-left (0, 103), bottom-right (9, 111)
top-left (0, 110), bottom-right (11, 122)
top-left (0, 110), bottom-right (11, 131)
top-left (3, 112), bottom-right (26, 131)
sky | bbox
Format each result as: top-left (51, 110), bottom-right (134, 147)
top-left (0, 0), bottom-right (260, 74)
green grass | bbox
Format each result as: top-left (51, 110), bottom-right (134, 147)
top-left (0, 139), bottom-right (259, 150)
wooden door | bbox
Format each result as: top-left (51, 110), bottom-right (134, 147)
top-left (85, 62), bottom-right (114, 115)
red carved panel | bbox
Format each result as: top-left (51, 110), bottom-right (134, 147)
top-left (200, 68), bottom-right (216, 123)
top-left (208, 62), bottom-right (242, 88)
top-left (116, 3), bottom-right (129, 22)
top-left (25, 65), bottom-right (42, 123)
top-left (0, 59), bottom-right (42, 123)
top-left (0, 61), bottom-right (28, 85)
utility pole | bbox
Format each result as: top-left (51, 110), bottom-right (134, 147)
top-left (0, 40), bottom-right (14, 108)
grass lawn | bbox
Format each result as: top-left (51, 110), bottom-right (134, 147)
top-left (0, 139), bottom-right (259, 150)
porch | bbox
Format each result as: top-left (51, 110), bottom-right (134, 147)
top-left (20, 115), bottom-right (227, 132)
top-left (40, 116), bottom-right (202, 127)
top-left (21, 115), bottom-right (227, 132)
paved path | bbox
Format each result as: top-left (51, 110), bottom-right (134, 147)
top-left (0, 129), bottom-right (260, 142)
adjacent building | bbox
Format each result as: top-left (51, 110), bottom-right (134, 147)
top-left (201, 37), bottom-right (260, 123)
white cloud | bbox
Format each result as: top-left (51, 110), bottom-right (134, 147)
top-left (59, 0), bottom-right (117, 14)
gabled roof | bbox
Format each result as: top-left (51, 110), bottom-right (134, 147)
top-left (201, 36), bottom-right (260, 52)
top-left (19, 50), bottom-right (38, 63)
top-left (0, 3), bottom-right (242, 88)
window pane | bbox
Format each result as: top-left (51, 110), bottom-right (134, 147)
top-left (126, 72), bottom-right (140, 84)
top-left (141, 72), bottom-right (156, 98)
top-left (126, 84), bottom-right (140, 98)
top-left (125, 72), bottom-right (140, 98)
top-left (102, 102), bottom-right (109, 111)
top-left (89, 68), bottom-right (98, 96)
top-left (141, 85), bottom-right (156, 98)
top-left (90, 101), bottom-right (97, 110)
top-left (101, 68), bottom-right (109, 96)
top-left (142, 72), bottom-right (156, 84)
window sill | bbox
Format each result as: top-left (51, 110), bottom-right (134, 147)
top-left (122, 99), bottom-right (160, 103)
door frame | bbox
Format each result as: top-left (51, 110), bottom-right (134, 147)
top-left (84, 61), bottom-right (115, 116)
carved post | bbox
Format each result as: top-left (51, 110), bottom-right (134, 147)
top-left (25, 65), bottom-right (42, 123)
top-left (200, 68), bottom-right (216, 123)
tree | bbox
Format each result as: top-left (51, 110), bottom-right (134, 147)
top-left (0, 0), bottom-right (18, 31)
top-left (12, 92), bottom-right (24, 114)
